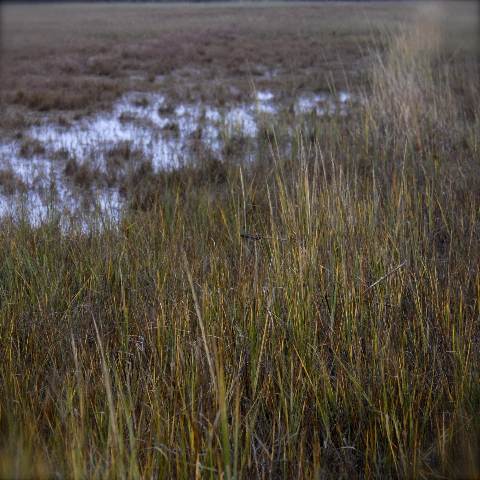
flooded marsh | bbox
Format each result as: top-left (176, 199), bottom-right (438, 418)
top-left (0, 88), bottom-right (357, 220)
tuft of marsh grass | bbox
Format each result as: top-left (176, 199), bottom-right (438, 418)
top-left (0, 11), bottom-right (479, 480)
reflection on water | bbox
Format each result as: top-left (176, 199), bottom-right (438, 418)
top-left (0, 90), bottom-right (356, 224)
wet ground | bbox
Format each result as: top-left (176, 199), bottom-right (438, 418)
top-left (0, 90), bottom-right (355, 223)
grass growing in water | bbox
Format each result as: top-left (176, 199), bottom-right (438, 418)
top-left (0, 12), bottom-right (479, 479)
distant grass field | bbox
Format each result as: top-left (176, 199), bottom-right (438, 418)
top-left (0, 2), bottom-right (480, 479)
top-left (1, 1), bottom-right (467, 121)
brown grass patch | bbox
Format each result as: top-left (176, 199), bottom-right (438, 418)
top-left (18, 137), bottom-right (46, 158)
top-left (64, 157), bottom-right (98, 190)
top-left (0, 168), bottom-right (27, 195)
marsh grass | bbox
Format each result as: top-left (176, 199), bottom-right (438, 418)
top-left (1, 5), bottom-right (480, 479)
top-left (0, 1), bottom-right (427, 125)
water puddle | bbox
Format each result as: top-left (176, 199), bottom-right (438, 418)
top-left (0, 90), bottom-right (356, 224)
top-left (295, 92), bottom-right (352, 115)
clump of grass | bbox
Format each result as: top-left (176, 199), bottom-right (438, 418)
top-left (0, 168), bottom-right (27, 195)
top-left (0, 11), bottom-right (479, 480)
top-left (87, 55), bottom-right (121, 78)
top-left (162, 121), bottom-right (180, 137)
top-left (131, 95), bottom-right (149, 108)
top-left (51, 147), bottom-right (71, 161)
top-left (158, 101), bottom-right (176, 115)
top-left (64, 157), bottom-right (98, 190)
top-left (105, 140), bottom-right (141, 165)
top-left (0, 112), bottom-right (32, 131)
top-left (118, 110), bottom-right (138, 122)
top-left (18, 137), bottom-right (46, 158)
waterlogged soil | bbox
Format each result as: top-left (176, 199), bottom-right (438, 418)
top-left (0, 90), bottom-right (355, 222)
